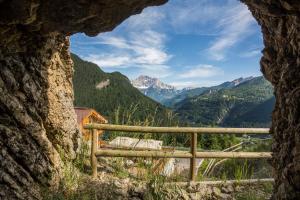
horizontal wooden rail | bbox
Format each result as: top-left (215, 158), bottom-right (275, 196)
top-left (84, 123), bottom-right (270, 135)
top-left (195, 151), bottom-right (271, 158)
top-left (95, 150), bottom-right (192, 158)
top-left (95, 149), bottom-right (271, 159)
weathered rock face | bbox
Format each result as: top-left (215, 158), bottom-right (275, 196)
top-left (0, 32), bottom-right (79, 199)
top-left (242, 0), bottom-right (300, 199)
top-left (0, 0), bottom-right (167, 199)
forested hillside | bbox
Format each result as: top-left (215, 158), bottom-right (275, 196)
top-left (72, 54), bottom-right (241, 149)
top-left (72, 54), bottom-right (173, 124)
top-left (175, 77), bottom-right (274, 127)
top-left (163, 77), bottom-right (254, 107)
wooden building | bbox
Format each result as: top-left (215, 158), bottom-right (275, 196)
top-left (75, 107), bottom-right (107, 143)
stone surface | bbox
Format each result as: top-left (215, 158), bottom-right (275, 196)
top-left (0, 33), bottom-right (71, 199)
top-left (222, 185), bottom-right (234, 194)
top-left (0, 0), bottom-right (167, 199)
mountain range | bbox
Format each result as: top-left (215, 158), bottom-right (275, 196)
top-left (132, 75), bottom-right (256, 107)
top-left (132, 75), bottom-right (274, 127)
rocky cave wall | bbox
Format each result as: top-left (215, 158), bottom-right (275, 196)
top-left (1, 0), bottom-right (300, 199)
top-left (0, 0), bottom-right (167, 199)
top-left (242, 0), bottom-right (300, 199)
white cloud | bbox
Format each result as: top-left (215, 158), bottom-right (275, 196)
top-left (98, 36), bottom-right (129, 49)
top-left (207, 3), bottom-right (256, 61)
top-left (130, 30), bottom-right (166, 49)
top-left (240, 49), bottom-right (261, 58)
top-left (167, 0), bottom-right (224, 35)
top-left (180, 65), bottom-right (224, 78)
top-left (84, 29), bottom-right (172, 71)
top-left (136, 0), bottom-right (259, 61)
top-left (124, 8), bottom-right (165, 31)
top-left (133, 46), bottom-right (170, 65)
top-left (85, 54), bottom-right (131, 68)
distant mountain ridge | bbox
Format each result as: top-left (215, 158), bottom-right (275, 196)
top-left (175, 76), bottom-right (274, 127)
top-left (230, 76), bottom-right (255, 87)
top-left (131, 75), bottom-right (256, 107)
top-left (165, 77), bottom-right (256, 107)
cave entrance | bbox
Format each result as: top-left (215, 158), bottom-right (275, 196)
top-left (2, 0), bottom-right (300, 199)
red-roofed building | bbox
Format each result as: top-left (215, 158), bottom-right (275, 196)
top-left (75, 107), bottom-right (108, 143)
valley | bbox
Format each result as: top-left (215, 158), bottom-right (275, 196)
top-left (72, 53), bottom-right (274, 151)
top-left (73, 54), bottom-right (274, 129)
top-left (132, 74), bottom-right (274, 128)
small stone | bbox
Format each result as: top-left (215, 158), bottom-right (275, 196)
top-left (221, 187), bottom-right (229, 194)
top-left (181, 189), bottom-right (190, 200)
top-left (217, 193), bottom-right (232, 200)
top-left (205, 187), bottom-right (213, 195)
top-left (114, 180), bottom-right (123, 189)
top-left (189, 192), bottom-right (199, 200)
top-left (235, 185), bottom-right (244, 192)
top-left (132, 185), bottom-right (145, 195)
top-left (221, 185), bottom-right (234, 194)
top-left (212, 187), bottom-right (221, 196)
top-left (186, 185), bottom-right (195, 193)
top-left (104, 165), bottom-right (115, 173)
top-left (227, 185), bottom-right (234, 193)
top-left (122, 178), bottom-right (130, 184)
top-left (126, 159), bottom-right (134, 167)
top-left (130, 197), bottom-right (142, 200)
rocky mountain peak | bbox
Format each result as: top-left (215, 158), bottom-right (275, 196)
top-left (132, 75), bottom-right (176, 90)
top-left (232, 76), bottom-right (254, 86)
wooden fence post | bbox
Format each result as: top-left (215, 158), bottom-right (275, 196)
top-left (91, 128), bottom-right (97, 178)
top-left (190, 132), bottom-right (197, 181)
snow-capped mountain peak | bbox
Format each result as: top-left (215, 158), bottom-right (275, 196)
top-left (131, 75), bottom-right (176, 90)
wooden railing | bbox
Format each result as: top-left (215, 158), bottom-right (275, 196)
top-left (84, 123), bottom-right (271, 181)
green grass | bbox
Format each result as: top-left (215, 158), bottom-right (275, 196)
top-left (42, 140), bottom-right (95, 200)
top-left (104, 104), bottom-right (239, 151)
top-left (110, 158), bottom-right (130, 178)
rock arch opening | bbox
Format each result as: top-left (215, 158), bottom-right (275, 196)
top-left (71, 0), bottom-right (269, 128)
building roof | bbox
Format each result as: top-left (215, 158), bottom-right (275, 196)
top-left (74, 107), bottom-right (107, 124)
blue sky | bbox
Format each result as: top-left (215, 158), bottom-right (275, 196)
top-left (71, 0), bottom-right (263, 88)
